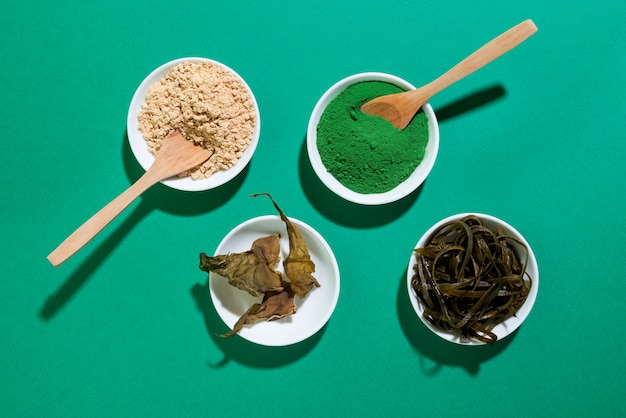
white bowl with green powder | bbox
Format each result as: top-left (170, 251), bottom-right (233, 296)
top-left (307, 72), bottom-right (439, 205)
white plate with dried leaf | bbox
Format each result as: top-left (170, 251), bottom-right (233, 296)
top-left (206, 215), bottom-right (340, 346)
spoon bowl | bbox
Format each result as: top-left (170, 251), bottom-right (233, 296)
top-left (361, 19), bottom-right (538, 129)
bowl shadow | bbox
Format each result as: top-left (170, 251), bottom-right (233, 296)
top-left (298, 137), bottom-right (422, 228)
top-left (122, 130), bottom-right (248, 216)
top-left (397, 269), bottom-right (515, 375)
top-left (190, 281), bottom-right (323, 368)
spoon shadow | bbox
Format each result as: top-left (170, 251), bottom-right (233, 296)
top-left (435, 84), bottom-right (506, 122)
top-left (40, 199), bottom-right (152, 320)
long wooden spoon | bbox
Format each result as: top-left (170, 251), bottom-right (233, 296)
top-left (361, 19), bottom-right (538, 129)
top-left (47, 131), bottom-right (213, 267)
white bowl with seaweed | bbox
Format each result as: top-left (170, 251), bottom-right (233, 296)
top-left (406, 213), bottom-right (539, 345)
top-left (206, 214), bottom-right (340, 346)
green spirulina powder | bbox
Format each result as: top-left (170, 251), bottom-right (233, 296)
top-left (316, 81), bottom-right (429, 194)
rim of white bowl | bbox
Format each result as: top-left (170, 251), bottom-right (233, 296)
top-left (126, 57), bottom-right (261, 192)
top-left (406, 213), bottom-right (539, 345)
top-left (306, 72), bottom-right (439, 205)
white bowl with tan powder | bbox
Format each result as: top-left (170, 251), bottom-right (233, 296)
top-left (127, 57), bottom-right (260, 191)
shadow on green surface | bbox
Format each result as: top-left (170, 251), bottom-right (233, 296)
top-left (39, 132), bottom-right (247, 320)
top-left (298, 139), bottom-right (421, 228)
top-left (435, 84), bottom-right (506, 122)
top-left (397, 270), bottom-right (515, 376)
top-left (191, 282), bottom-right (322, 368)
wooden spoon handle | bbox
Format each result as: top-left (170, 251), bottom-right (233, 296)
top-left (422, 19), bottom-right (538, 96)
top-left (47, 172), bottom-right (158, 267)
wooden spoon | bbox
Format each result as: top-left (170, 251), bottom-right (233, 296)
top-left (361, 19), bottom-right (538, 129)
top-left (47, 131), bottom-right (213, 267)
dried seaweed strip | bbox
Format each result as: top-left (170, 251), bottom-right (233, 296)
top-left (251, 193), bottom-right (320, 299)
top-left (411, 216), bottom-right (532, 344)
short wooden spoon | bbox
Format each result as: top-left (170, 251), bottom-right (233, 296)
top-left (361, 19), bottom-right (538, 129)
top-left (47, 131), bottom-right (213, 267)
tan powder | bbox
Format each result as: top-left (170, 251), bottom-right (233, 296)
top-left (137, 61), bottom-right (256, 179)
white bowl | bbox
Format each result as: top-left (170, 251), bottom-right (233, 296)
top-left (208, 215), bottom-right (340, 346)
top-left (127, 57), bottom-right (260, 192)
top-left (307, 72), bottom-right (439, 205)
top-left (406, 213), bottom-right (539, 345)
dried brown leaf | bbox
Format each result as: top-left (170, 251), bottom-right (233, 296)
top-left (219, 285), bottom-right (297, 338)
top-left (251, 193), bottom-right (320, 298)
top-left (199, 234), bottom-right (283, 297)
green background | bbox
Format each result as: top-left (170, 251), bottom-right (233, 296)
top-left (2, 1), bottom-right (624, 417)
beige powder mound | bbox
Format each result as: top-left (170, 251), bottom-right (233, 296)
top-left (138, 61), bottom-right (256, 180)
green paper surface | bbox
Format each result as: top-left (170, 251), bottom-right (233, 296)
top-left (1, 1), bottom-right (624, 417)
